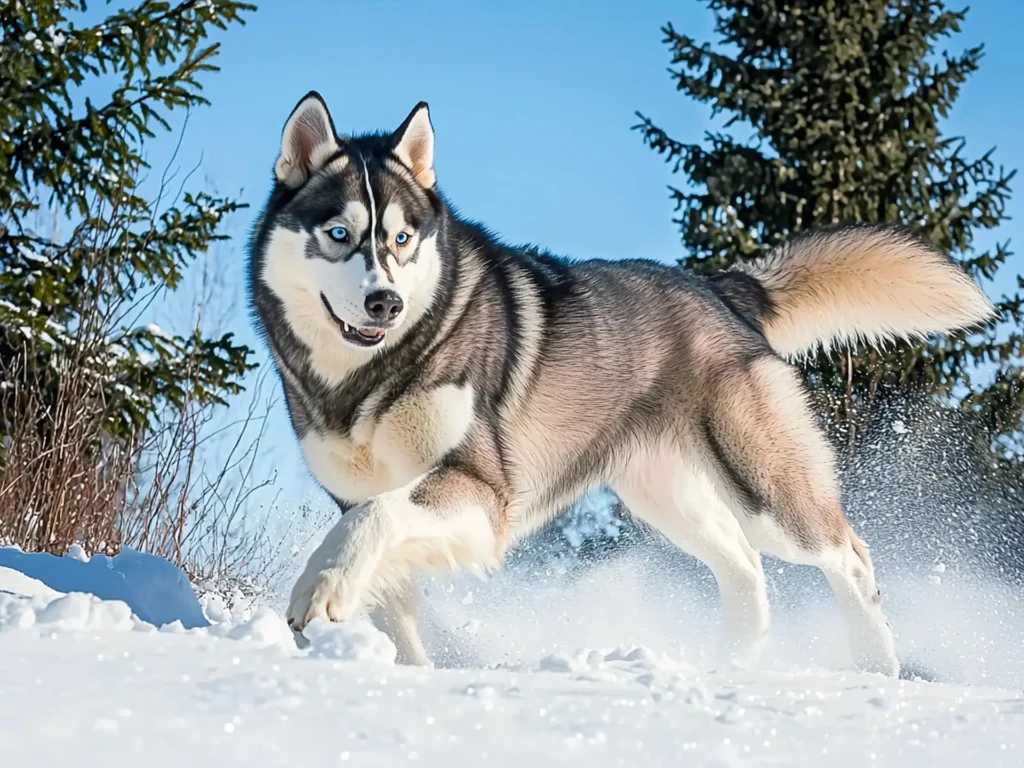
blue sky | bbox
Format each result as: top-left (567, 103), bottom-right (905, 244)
top-left (134, 0), bottom-right (1023, 511)
top-left (158, 0), bottom-right (1023, 315)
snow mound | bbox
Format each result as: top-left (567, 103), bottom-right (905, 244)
top-left (0, 566), bottom-right (144, 633)
top-left (0, 565), bottom-right (60, 601)
top-left (0, 549), bottom-right (394, 664)
top-left (535, 644), bottom-right (683, 674)
top-left (0, 570), bottom-right (140, 633)
top-left (32, 592), bottom-right (136, 631)
top-left (0, 547), bottom-right (405, 675)
top-left (218, 607), bottom-right (295, 646)
top-left (195, 586), bottom-right (261, 625)
top-left (526, 644), bottom-right (707, 701)
top-left (0, 546), bottom-right (207, 629)
top-left (302, 617), bottom-right (397, 664)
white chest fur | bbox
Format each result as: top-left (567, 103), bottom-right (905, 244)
top-left (300, 384), bottom-right (476, 503)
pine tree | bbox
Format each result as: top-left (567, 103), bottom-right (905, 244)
top-left (635, 1), bottom-right (1021, 454)
top-left (0, 1), bottom-right (256, 441)
top-left (0, 1), bottom-right (257, 552)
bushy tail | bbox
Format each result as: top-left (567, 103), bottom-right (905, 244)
top-left (708, 224), bottom-right (995, 357)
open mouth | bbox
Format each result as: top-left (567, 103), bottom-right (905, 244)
top-left (320, 293), bottom-right (386, 348)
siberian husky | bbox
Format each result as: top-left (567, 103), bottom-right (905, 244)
top-left (248, 91), bottom-right (994, 674)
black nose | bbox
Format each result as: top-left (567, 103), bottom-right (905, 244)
top-left (364, 290), bottom-right (404, 322)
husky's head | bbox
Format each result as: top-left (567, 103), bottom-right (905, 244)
top-left (259, 92), bottom-right (443, 361)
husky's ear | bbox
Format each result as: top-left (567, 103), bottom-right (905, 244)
top-left (392, 102), bottom-right (435, 188)
top-left (275, 91), bottom-right (338, 187)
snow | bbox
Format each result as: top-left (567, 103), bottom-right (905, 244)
top-left (0, 566), bottom-right (60, 601)
top-left (17, 241), bottom-right (53, 265)
top-left (2, 548), bottom-right (1024, 765)
top-left (301, 617), bottom-right (398, 662)
top-left (2, 615), bottom-right (1022, 765)
top-left (559, 487), bottom-right (626, 548)
top-left (0, 546), bottom-right (207, 629)
top-left (145, 322), bottom-right (174, 341)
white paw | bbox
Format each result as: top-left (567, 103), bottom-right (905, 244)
top-left (286, 563), bottom-right (363, 631)
top-left (852, 645), bottom-right (900, 677)
top-left (852, 641), bottom-right (900, 677)
top-left (720, 597), bottom-right (771, 669)
top-left (720, 624), bottom-right (770, 670)
top-left (850, 618), bottom-right (900, 677)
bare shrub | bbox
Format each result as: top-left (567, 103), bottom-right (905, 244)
top-left (120, 367), bottom-right (280, 584)
top-left (0, 358), bottom-right (133, 556)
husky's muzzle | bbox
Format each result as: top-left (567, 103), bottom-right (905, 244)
top-left (320, 292), bottom-right (388, 348)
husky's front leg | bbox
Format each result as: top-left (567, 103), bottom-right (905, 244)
top-left (286, 467), bottom-right (504, 663)
top-left (370, 582), bottom-right (431, 667)
top-left (286, 501), bottom-right (391, 627)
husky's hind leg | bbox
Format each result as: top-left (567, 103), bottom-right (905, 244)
top-left (707, 355), bottom-right (899, 676)
top-left (742, 515), bottom-right (897, 676)
top-left (614, 456), bottom-right (771, 667)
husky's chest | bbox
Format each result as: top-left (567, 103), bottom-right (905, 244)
top-left (300, 384), bottom-right (476, 503)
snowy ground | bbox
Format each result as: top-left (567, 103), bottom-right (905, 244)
top-left (3, 546), bottom-right (1024, 767)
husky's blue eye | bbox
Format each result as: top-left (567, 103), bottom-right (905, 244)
top-left (328, 226), bottom-right (348, 242)
top-left (395, 231), bottom-right (410, 245)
